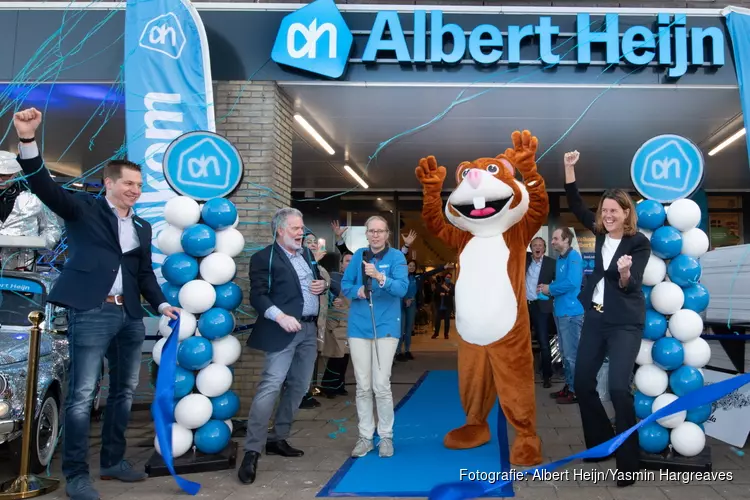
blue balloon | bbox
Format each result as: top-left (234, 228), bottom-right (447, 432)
top-left (638, 423), bottom-right (670, 454)
top-left (652, 337), bottom-right (684, 371)
top-left (683, 283), bottom-right (710, 313)
top-left (651, 226), bottom-right (683, 260)
top-left (181, 224), bottom-right (216, 257)
top-left (177, 336), bottom-right (213, 371)
top-left (161, 282), bottom-right (181, 307)
top-left (210, 391), bottom-right (240, 420)
top-left (162, 253), bottom-right (199, 286)
top-left (198, 308), bottom-right (235, 340)
top-left (174, 366), bottom-right (195, 399)
top-left (201, 198), bottom-right (238, 230)
top-left (686, 403), bottom-right (712, 424)
top-left (194, 419), bottom-right (231, 455)
top-left (636, 200), bottom-right (666, 230)
top-left (634, 391), bottom-right (655, 419)
top-left (644, 309), bottom-right (668, 340)
top-left (643, 285), bottom-right (653, 309)
top-left (670, 365), bottom-right (704, 397)
top-left (214, 282), bottom-right (243, 311)
top-left (668, 254), bottom-right (702, 287)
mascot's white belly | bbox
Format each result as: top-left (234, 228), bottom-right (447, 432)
top-left (455, 234), bottom-right (518, 346)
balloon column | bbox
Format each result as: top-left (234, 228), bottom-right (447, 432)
top-left (150, 196), bottom-right (245, 458)
top-left (634, 198), bottom-right (713, 458)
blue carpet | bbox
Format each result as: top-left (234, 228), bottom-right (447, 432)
top-left (317, 370), bottom-right (514, 497)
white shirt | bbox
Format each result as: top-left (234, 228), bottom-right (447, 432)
top-left (106, 198), bottom-right (139, 296)
top-left (592, 235), bottom-right (621, 306)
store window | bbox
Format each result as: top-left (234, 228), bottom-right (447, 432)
top-left (709, 214), bottom-right (742, 249)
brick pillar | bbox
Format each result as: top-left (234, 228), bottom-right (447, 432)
top-left (214, 81), bottom-right (294, 417)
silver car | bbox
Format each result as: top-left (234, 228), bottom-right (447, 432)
top-left (0, 270), bottom-right (101, 474)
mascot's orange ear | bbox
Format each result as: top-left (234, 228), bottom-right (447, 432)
top-left (495, 155), bottom-right (515, 178)
top-left (455, 161), bottom-right (471, 184)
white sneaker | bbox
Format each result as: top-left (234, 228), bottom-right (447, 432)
top-left (351, 438), bottom-right (374, 458)
top-left (378, 438), bottom-right (394, 457)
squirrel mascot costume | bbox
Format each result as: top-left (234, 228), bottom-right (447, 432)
top-left (416, 130), bottom-right (547, 467)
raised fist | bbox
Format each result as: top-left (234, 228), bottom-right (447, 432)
top-left (502, 130), bottom-right (538, 175)
top-left (415, 156), bottom-right (447, 188)
top-left (617, 255), bottom-right (633, 275)
top-left (13, 108), bottom-right (42, 139)
top-left (564, 151), bottom-right (580, 169)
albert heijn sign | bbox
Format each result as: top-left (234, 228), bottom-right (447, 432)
top-left (270, 0), bottom-right (726, 79)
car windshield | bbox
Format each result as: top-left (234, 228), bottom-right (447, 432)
top-left (0, 278), bottom-right (45, 327)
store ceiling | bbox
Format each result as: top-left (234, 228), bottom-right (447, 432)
top-left (284, 84), bottom-right (750, 193)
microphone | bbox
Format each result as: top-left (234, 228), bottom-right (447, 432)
top-left (362, 249), bottom-right (373, 296)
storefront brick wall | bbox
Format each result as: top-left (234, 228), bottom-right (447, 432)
top-left (214, 80), bottom-right (294, 416)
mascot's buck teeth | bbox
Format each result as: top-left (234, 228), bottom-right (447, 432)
top-left (415, 129), bottom-right (549, 468)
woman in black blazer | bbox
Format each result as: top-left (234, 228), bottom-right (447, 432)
top-left (563, 151), bottom-right (651, 486)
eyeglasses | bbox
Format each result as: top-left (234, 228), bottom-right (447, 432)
top-left (367, 229), bottom-right (388, 235)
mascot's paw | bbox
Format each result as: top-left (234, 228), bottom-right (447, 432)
top-left (415, 156), bottom-right (447, 190)
top-left (510, 435), bottom-right (543, 467)
top-left (444, 424), bottom-right (491, 449)
top-left (503, 130), bottom-right (539, 176)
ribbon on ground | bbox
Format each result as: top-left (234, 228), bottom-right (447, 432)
top-left (429, 371), bottom-right (750, 500)
top-left (152, 314), bottom-right (201, 495)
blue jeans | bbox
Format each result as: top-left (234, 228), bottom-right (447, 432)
top-left (244, 321), bottom-right (318, 453)
top-left (554, 314), bottom-right (583, 393)
top-left (397, 303), bottom-right (417, 354)
top-left (62, 303), bottom-right (145, 480)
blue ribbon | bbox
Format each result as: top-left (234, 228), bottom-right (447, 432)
top-left (152, 314), bottom-right (201, 495)
top-left (429, 371), bottom-right (750, 500)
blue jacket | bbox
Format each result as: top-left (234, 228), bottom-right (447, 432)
top-left (549, 248), bottom-right (585, 318)
top-left (405, 275), bottom-right (418, 301)
top-left (341, 246), bottom-right (408, 339)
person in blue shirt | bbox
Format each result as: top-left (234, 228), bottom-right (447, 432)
top-left (341, 215), bottom-right (408, 459)
top-left (538, 227), bottom-right (585, 404)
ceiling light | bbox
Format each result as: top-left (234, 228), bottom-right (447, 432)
top-left (344, 165), bottom-right (369, 189)
top-left (73, 183), bottom-right (83, 187)
top-left (294, 114), bottom-right (335, 155)
top-left (708, 128), bottom-right (746, 156)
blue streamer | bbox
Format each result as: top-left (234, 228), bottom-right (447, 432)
top-left (429, 371), bottom-right (750, 500)
top-left (152, 314), bottom-right (202, 495)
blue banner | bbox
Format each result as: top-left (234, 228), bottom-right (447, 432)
top-left (125, 0), bottom-right (215, 282)
top-left (724, 7), bottom-right (750, 168)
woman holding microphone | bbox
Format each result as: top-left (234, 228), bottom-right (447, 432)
top-left (341, 215), bottom-right (408, 459)
top-left (564, 150), bottom-right (651, 486)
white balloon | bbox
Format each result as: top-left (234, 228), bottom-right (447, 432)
top-left (681, 228), bottom-right (709, 259)
top-left (671, 422), bottom-right (706, 457)
top-left (212, 335), bottom-right (242, 365)
top-left (154, 423), bottom-right (193, 459)
top-left (666, 328), bottom-right (672, 338)
top-left (634, 364), bottom-right (668, 397)
top-left (174, 394), bottom-right (213, 430)
top-left (200, 253), bottom-right (237, 285)
top-left (636, 339), bottom-right (654, 366)
top-left (215, 228), bottom-right (245, 258)
top-left (669, 309), bottom-right (704, 342)
top-left (156, 225), bottom-right (184, 255)
top-left (179, 280), bottom-right (217, 314)
top-left (650, 282), bottom-right (685, 316)
top-left (152, 337), bottom-right (167, 366)
top-left (225, 419), bottom-right (233, 434)
top-left (231, 215), bottom-right (239, 228)
top-left (643, 254), bottom-right (667, 286)
top-left (667, 199), bottom-right (702, 231)
top-left (164, 196), bottom-right (201, 229)
top-left (158, 311), bottom-right (197, 340)
top-left (196, 363), bottom-right (233, 397)
top-left (682, 337), bottom-right (712, 368)
top-left (653, 393), bottom-right (686, 428)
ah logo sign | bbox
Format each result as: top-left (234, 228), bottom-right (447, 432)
top-left (139, 12), bottom-right (187, 59)
top-left (163, 131), bottom-right (244, 201)
top-left (631, 134), bottom-right (704, 204)
top-left (271, 0), bottom-right (353, 79)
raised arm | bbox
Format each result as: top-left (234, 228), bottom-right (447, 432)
top-left (13, 108), bottom-right (86, 221)
top-left (563, 151), bottom-right (596, 232)
top-left (416, 156), bottom-right (469, 250)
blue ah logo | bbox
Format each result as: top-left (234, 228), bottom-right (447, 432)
top-left (631, 134), bottom-right (704, 204)
top-left (271, 0), bottom-right (353, 79)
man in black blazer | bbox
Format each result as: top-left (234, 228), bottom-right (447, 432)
top-left (238, 207), bottom-right (328, 485)
top-left (13, 108), bottom-right (179, 500)
top-left (526, 237), bottom-right (556, 388)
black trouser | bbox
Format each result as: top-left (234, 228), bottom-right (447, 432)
top-left (528, 301), bottom-right (553, 380)
top-left (575, 307), bottom-right (642, 473)
top-left (433, 308), bottom-right (451, 337)
top-left (321, 354), bottom-right (350, 393)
